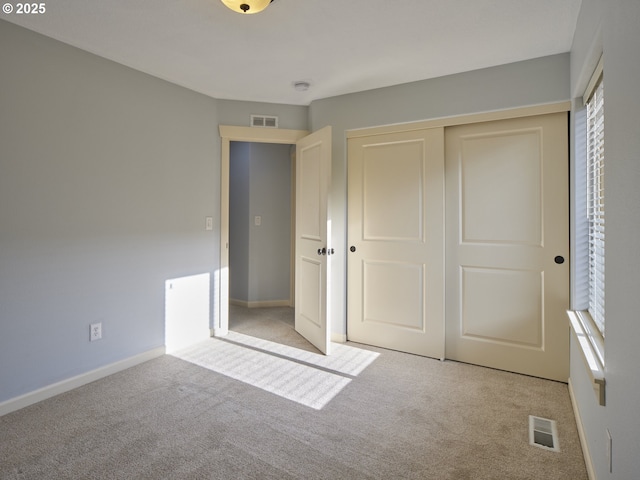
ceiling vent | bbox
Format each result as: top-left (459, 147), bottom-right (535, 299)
top-left (251, 115), bottom-right (278, 128)
top-left (529, 415), bottom-right (560, 452)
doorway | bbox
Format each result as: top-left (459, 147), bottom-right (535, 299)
top-left (217, 126), bottom-right (308, 337)
top-left (219, 125), bottom-right (333, 355)
top-left (228, 141), bottom-right (294, 311)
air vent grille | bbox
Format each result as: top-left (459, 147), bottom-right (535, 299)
top-left (529, 415), bottom-right (560, 452)
top-left (251, 115), bottom-right (278, 128)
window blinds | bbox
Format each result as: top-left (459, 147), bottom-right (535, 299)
top-left (586, 77), bottom-right (605, 335)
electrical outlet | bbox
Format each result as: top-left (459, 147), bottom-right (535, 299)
top-left (90, 323), bottom-right (102, 342)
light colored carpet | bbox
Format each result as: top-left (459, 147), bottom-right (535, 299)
top-left (0, 306), bottom-right (588, 479)
top-left (172, 331), bottom-right (379, 410)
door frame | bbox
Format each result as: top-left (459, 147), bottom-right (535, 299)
top-left (345, 103), bottom-right (570, 139)
top-left (216, 126), bottom-right (308, 337)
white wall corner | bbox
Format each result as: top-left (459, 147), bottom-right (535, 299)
top-left (568, 379), bottom-right (598, 480)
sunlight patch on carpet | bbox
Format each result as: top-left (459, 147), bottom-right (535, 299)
top-left (224, 331), bottom-right (380, 376)
top-left (170, 338), bottom-right (378, 410)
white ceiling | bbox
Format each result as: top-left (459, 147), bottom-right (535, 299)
top-left (4, 0), bottom-right (582, 106)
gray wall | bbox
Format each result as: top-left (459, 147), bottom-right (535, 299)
top-left (0, 19), bottom-right (308, 405)
top-left (0, 20), bottom-right (220, 402)
top-left (229, 142), bottom-right (251, 302)
top-left (309, 54), bottom-right (571, 335)
top-left (229, 142), bottom-right (292, 304)
top-left (569, 0), bottom-right (640, 477)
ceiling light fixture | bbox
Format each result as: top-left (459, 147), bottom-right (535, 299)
top-left (221, 0), bottom-right (273, 14)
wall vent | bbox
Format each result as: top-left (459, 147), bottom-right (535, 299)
top-left (529, 415), bottom-right (560, 452)
top-left (251, 115), bottom-right (278, 128)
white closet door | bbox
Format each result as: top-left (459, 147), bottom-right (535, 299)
top-left (347, 128), bottom-right (445, 359)
top-left (445, 112), bottom-right (570, 381)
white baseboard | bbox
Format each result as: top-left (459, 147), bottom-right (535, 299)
top-left (212, 327), bottom-right (228, 338)
top-left (568, 378), bottom-right (597, 480)
top-left (229, 299), bottom-right (292, 308)
top-left (332, 333), bottom-right (347, 343)
top-left (0, 346), bottom-right (165, 417)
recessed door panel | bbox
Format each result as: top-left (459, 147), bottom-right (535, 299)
top-left (461, 130), bottom-right (542, 245)
top-left (363, 261), bottom-right (424, 331)
top-left (363, 141), bottom-right (424, 241)
top-left (298, 257), bottom-right (322, 329)
top-left (461, 267), bottom-right (542, 348)
top-left (299, 143), bottom-right (322, 241)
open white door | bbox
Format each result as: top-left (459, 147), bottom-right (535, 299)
top-left (295, 126), bottom-right (332, 355)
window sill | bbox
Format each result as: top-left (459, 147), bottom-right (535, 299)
top-left (567, 310), bottom-right (606, 406)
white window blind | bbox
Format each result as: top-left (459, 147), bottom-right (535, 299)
top-left (586, 77), bottom-right (605, 335)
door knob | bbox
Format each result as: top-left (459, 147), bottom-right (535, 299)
top-left (554, 256), bottom-right (565, 264)
top-left (350, 246), bottom-right (356, 252)
top-left (317, 247), bottom-right (327, 256)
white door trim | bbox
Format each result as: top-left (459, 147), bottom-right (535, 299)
top-left (216, 126), bottom-right (309, 337)
top-left (346, 101), bottom-right (570, 139)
